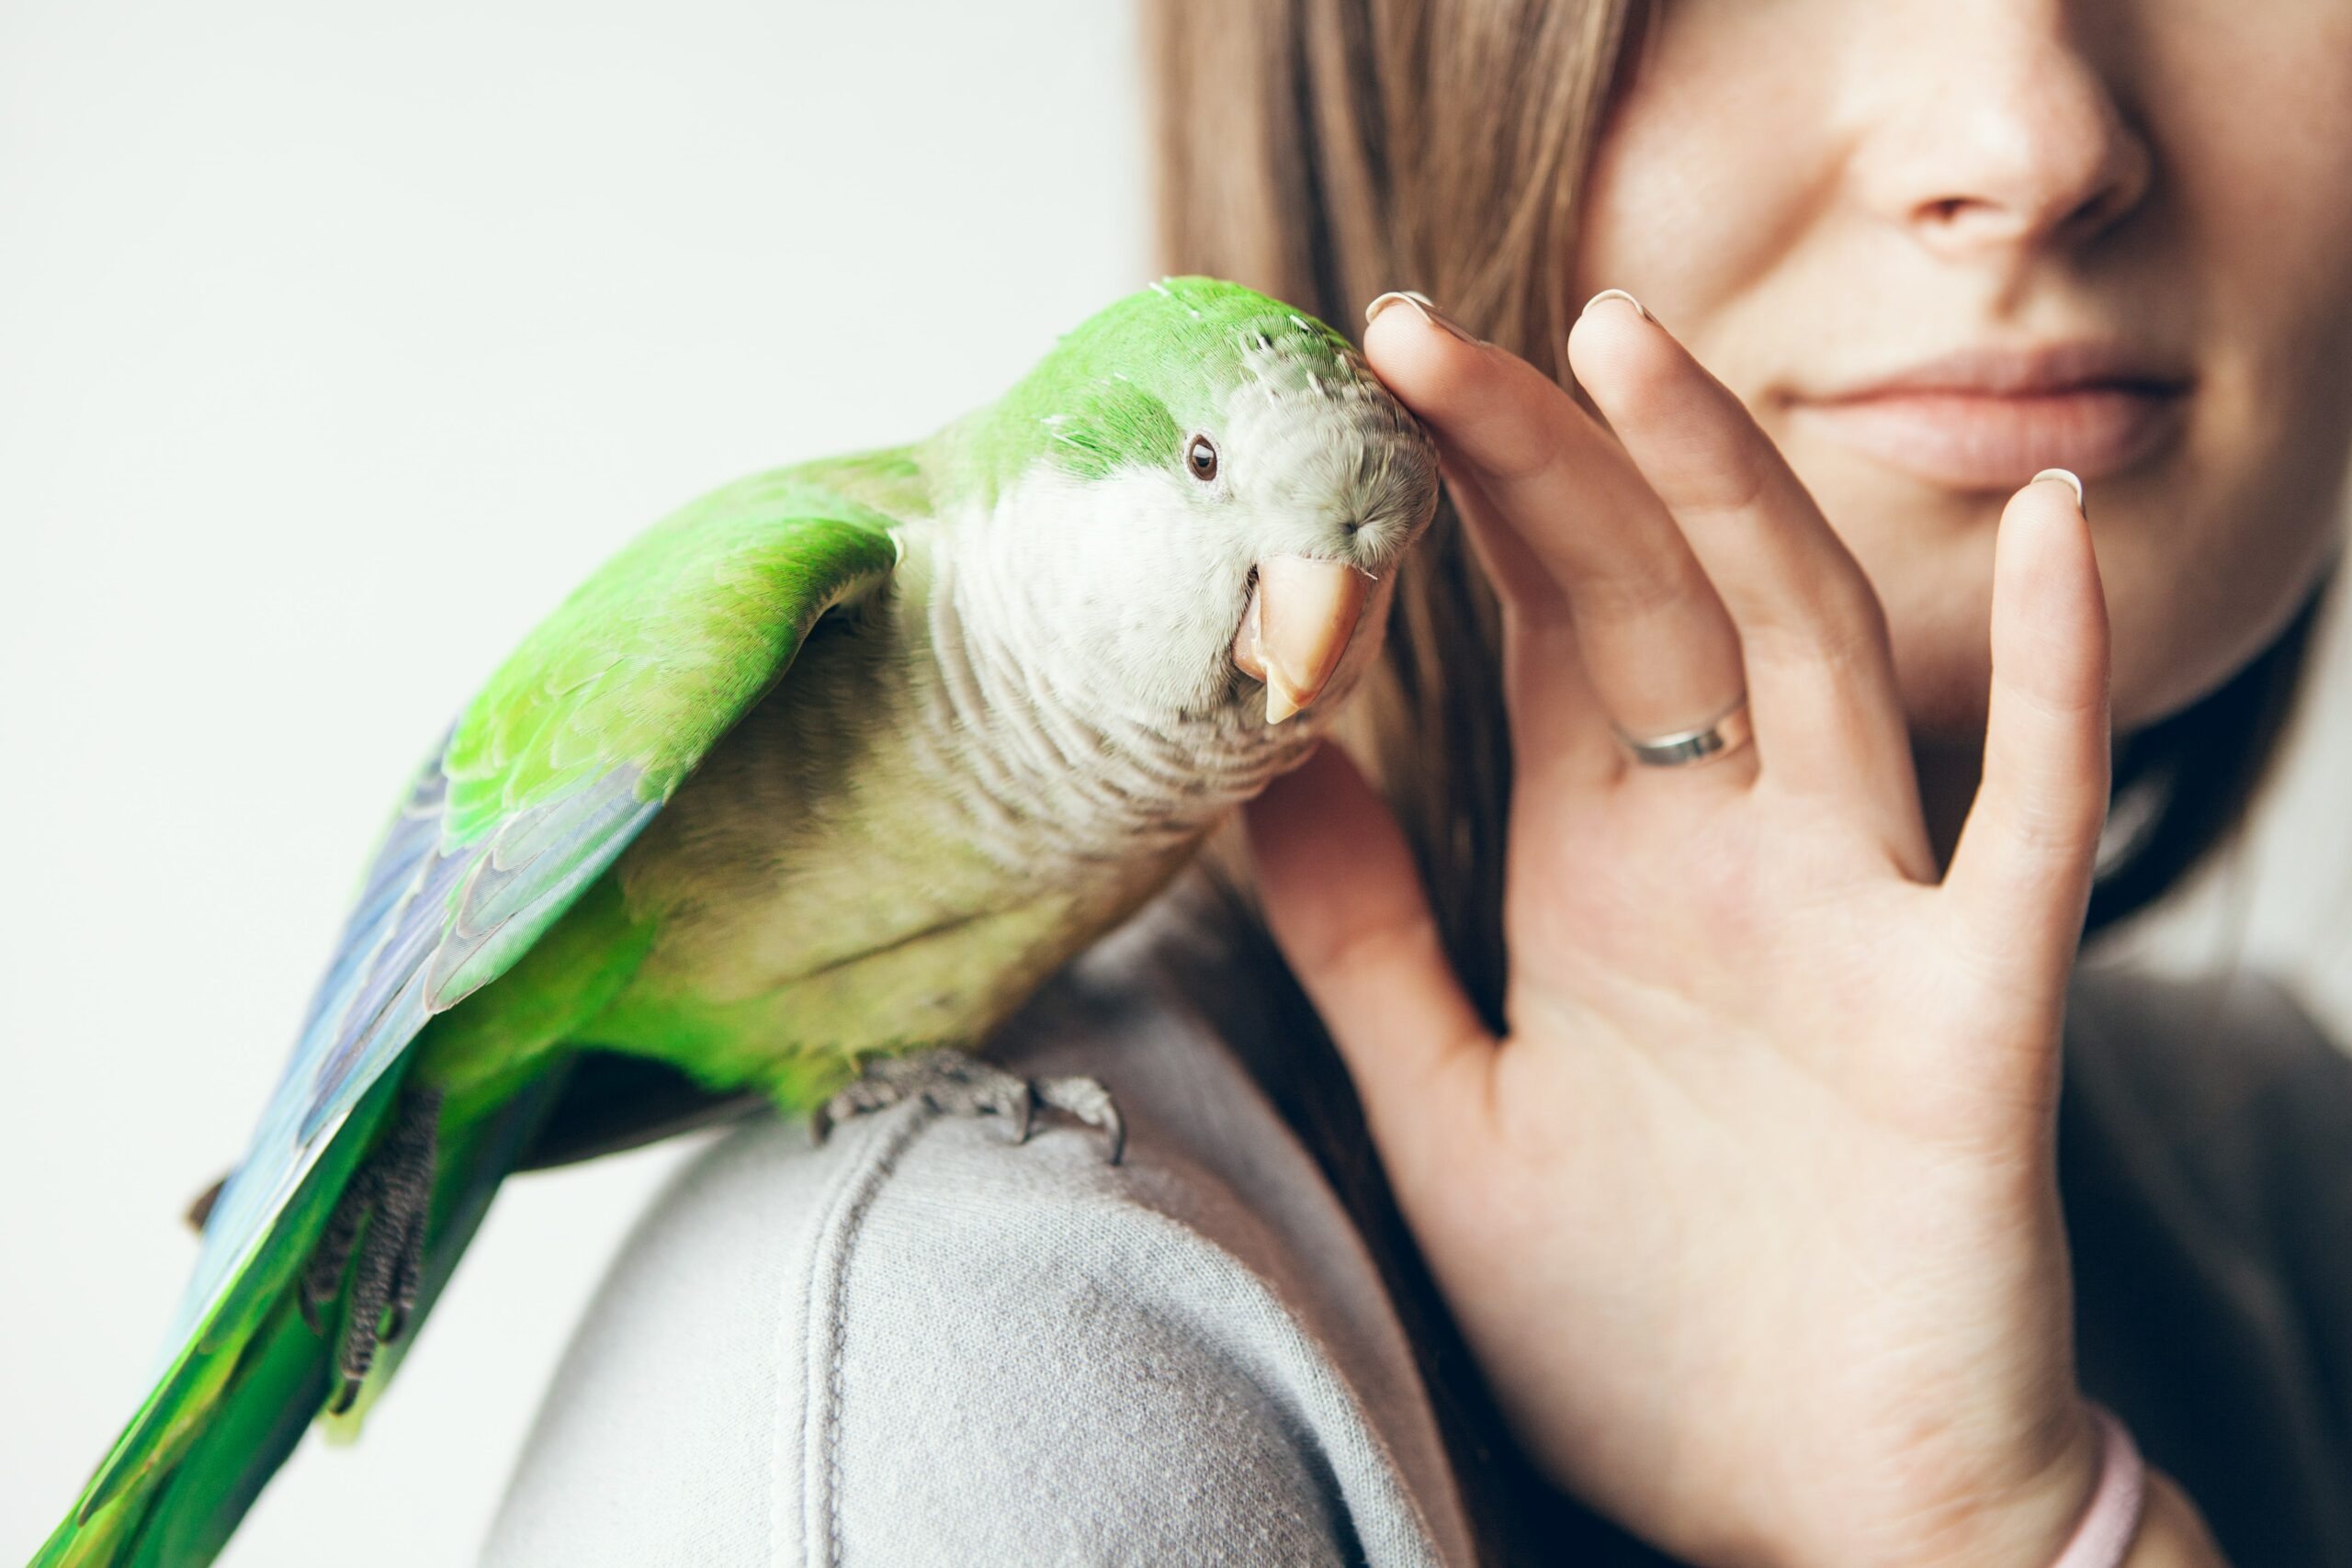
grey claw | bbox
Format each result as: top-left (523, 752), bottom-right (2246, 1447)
top-left (297, 1088), bottom-right (440, 1413)
top-left (809, 1051), bottom-right (1123, 1162)
top-left (1035, 1076), bottom-right (1125, 1165)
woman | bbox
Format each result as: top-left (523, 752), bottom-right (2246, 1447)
top-left (481, 2), bottom-right (2352, 1563)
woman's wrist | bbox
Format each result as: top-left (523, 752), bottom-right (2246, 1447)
top-left (1824, 1396), bottom-right (2109, 1568)
top-left (1850, 1412), bottom-right (2230, 1568)
top-left (1937, 1427), bottom-right (2227, 1568)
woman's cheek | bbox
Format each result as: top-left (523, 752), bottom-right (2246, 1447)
top-left (2098, 8), bottom-right (2352, 725)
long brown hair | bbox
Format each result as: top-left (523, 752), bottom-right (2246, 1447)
top-left (1145, 0), bottom-right (2327, 1559)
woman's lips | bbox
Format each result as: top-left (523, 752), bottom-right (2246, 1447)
top-left (1780, 344), bottom-right (2192, 491)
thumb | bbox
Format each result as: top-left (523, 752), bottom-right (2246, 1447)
top-left (1243, 743), bottom-right (1496, 1148)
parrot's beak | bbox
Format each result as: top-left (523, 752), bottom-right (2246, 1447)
top-left (1232, 556), bottom-right (1374, 723)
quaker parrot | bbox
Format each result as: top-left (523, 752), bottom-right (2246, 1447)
top-left (34, 276), bottom-right (1440, 1567)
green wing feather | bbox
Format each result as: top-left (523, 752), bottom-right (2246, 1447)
top-left (38, 467), bottom-right (909, 1568)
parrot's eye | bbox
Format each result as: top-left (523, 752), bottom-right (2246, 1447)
top-left (1185, 434), bottom-right (1219, 482)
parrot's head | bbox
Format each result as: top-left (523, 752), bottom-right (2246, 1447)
top-left (944, 277), bottom-right (1442, 738)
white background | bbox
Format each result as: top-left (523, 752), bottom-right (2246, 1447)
top-left (2, 3), bottom-right (2345, 1563)
top-left (1, 3), bottom-right (1146, 1562)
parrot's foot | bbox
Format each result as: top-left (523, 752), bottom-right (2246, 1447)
top-left (299, 1088), bottom-right (441, 1414)
top-left (811, 1048), bottom-right (1125, 1164)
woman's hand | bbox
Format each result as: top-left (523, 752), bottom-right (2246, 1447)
top-left (1243, 292), bottom-right (2129, 1568)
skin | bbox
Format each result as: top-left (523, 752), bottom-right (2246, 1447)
top-left (1245, 3), bottom-right (2352, 1565)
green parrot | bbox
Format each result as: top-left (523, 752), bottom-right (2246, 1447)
top-left (34, 276), bottom-right (1439, 1568)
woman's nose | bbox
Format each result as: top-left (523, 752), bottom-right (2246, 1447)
top-left (1847, 8), bottom-right (2153, 259)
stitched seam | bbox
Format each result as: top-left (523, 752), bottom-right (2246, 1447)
top-left (785, 1102), bottom-right (933, 1568)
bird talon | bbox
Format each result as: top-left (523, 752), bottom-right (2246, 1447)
top-left (289, 1089), bottom-right (441, 1417)
top-left (809, 1049), bottom-right (1121, 1162)
top-left (1036, 1075), bottom-right (1125, 1165)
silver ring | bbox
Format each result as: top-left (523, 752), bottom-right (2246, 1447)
top-left (1615, 696), bottom-right (1753, 768)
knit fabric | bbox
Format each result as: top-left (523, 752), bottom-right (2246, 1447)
top-left (478, 890), bottom-right (2352, 1567)
top-left (478, 908), bottom-right (1472, 1567)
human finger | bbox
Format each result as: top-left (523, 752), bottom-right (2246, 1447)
top-left (1440, 459), bottom-right (1624, 794)
top-left (1941, 471), bottom-right (2111, 997)
top-left (1566, 292), bottom-right (1922, 853)
top-left (1243, 741), bottom-right (1496, 1152)
top-left (1363, 293), bottom-right (1750, 783)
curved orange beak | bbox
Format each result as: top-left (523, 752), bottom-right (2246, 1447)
top-left (1231, 556), bottom-right (1374, 723)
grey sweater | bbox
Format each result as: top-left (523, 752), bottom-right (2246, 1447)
top-left (478, 895), bottom-right (2352, 1567)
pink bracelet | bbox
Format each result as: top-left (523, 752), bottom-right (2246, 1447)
top-left (2051, 1405), bottom-right (2148, 1568)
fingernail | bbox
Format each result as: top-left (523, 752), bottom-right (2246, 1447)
top-left (1364, 289), bottom-right (1481, 344)
top-left (1580, 288), bottom-right (1653, 322)
top-left (2030, 467), bottom-right (2086, 513)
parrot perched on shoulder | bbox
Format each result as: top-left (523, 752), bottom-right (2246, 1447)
top-left (35, 276), bottom-right (1440, 1568)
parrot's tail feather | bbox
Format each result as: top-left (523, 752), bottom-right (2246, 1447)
top-left (35, 1072), bottom-right (567, 1568)
top-left (30, 1072), bottom-right (405, 1568)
